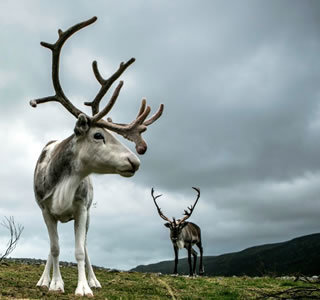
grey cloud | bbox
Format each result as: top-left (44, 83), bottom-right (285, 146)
top-left (1, 0), bottom-right (320, 271)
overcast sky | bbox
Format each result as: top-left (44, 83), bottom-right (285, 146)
top-left (1, 0), bottom-right (320, 271)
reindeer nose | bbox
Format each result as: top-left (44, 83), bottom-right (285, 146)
top-left (127, 156), bottom-right (140, 172)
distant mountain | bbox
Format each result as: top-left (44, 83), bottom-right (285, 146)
top-left (131, 233), bottom-right (320, 276)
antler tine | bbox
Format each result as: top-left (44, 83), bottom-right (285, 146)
top-left (91, 81), bottom-right (124, 123)
top-left (177, 187), bottom-right (201, 224)
top-left (30, 16), bottom-right (98, 118)
top-left (135, 99), bottom-right (164, 125)
top-left (96, 100), bottom-right (164, 154)
top-left (151, 188), bottom-right (172, 223)
top-left (144, 103), bottom-right (164, 126)
top-left (136, 99), bottom-right (147, 118)
top-left (84, 58), bottom-right (136, 116)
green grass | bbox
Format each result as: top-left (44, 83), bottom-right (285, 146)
top-left (0, 261), bottom-right (319, 299)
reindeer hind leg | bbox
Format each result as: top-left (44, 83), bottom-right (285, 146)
top-left (191, 247), bottom-right (198, 276)
top-left (85, 214), bottom-right (101, 288)
top-left (196, 241), bottom-right (204, 275)
top-left (85, 247), bottom-right (101, 288)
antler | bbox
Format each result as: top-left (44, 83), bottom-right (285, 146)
top-left (30, 16), bottom-right (164, 155)
top-left (84, 58), bottom-right (136, 115)
top-left (177, 187), bottom-right (200, 224)
top-left (151, 188), bottom-right (172, 223)
top-left (97, 100), bottom-right (164, 154)
top-left (30, 16), bottom-right (97, 118)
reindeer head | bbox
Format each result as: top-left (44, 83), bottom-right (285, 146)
top-left (30, 17), bottom-right (163, 177)
top-left (72, 114), bottom-right (140, 177)
top-left (151, 187), bottom-right (200, 242)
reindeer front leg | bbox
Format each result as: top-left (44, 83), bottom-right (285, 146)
top-left (74, 206), bottom-right (93, 297)
top-left (40, 210), bottom-right (64, 292)
top-left (173, 244), bottom-right (179, 275)
top-left (187, 244), bottom-right (193, 276)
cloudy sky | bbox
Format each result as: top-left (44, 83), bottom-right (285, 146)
top-left (1, 0), bottom-right (320, 271)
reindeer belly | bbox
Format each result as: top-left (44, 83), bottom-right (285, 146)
top-left (53, 211), bottom-right (75, 223)
top-left (44, 193), bottom-right (75, 222)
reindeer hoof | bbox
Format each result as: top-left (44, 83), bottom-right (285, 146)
top-left (36, 275), bottom-right (50, 289)
top-left (75, 282), bottom-right (94, 297)
top-left (88, 277), bottom-right (102, 289)
top-left (49, 278), bottom-right (64, 293)
top-left (76, 292), bottom-right (94, 298)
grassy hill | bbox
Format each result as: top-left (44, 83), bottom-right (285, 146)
top-left (132, 233), bottom-right (320, 276)
top-left (0, 260), bottom-right (320, 299)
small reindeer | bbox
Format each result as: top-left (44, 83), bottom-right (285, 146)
top-left (151, 187), bottom-right (204, 276)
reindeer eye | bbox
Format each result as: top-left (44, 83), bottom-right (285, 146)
top-left (94, 133), bottom-right (104, 140)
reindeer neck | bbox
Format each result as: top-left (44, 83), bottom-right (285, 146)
top-left (38, 134), bottom-right (90, 216)
top-left (47, 134), bottom-right (89, 184)
top-left (34, 134), bottom-right (90, 202)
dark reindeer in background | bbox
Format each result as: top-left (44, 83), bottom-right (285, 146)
top-left (151, 187), bottom-right (204, 276)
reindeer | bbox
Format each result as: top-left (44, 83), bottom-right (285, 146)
top-left (151, 188), bottom-right (204, 276)
top-left (30, 16), bottom-right (163, 297)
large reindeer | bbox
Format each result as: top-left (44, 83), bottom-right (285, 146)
top-left (151, 188), bottom-right (204, 276)
top-left (30, 17), bottom-right (163, 297)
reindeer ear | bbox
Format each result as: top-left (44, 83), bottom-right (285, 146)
top-left (164, 222), bottom-right (171, 228)
top-left (74, 114), bottom-right (90, 136)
